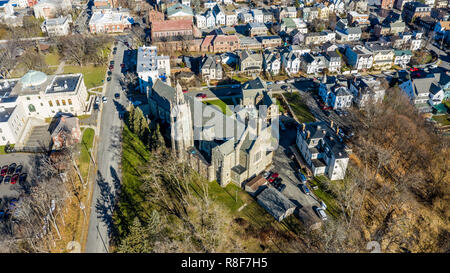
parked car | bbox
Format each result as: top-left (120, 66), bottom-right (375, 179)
top-left (15, 165), bottom-right (23, 174)
top-left (110, 60), bottom-right (115, 65)
top-left (109, 65), bottom-right (114, 70)
top-left (102, 96), bottom-right (108, 103)
top-left (182, 89), bottom-right (188, 93)
top-left (276, 80), bottom-right (285, 84)
top-left (1, 165), bottom-right (8, 176)
top-left (324, 110), bottom-right (331, 117)
top-left (262, 171), bottom-right (271, 179)
top-left (19, 173), bottom-right (27, 183)
top-left (120, 63), bottom-right (125, 68)
top-left (267, 172), bottom-right (279, 183)
top-left (266, 81), bottom-right (273, 85)
top-left (410, 67), bottom-right (419, 72)
top-left (278, 184), bottom-right (286, 192)
top-left (315, 207), bottom-right (328, 220)
top-left (4, 176), bottom-right (11, 184)
top-left (301, 184), bottom-right (310, 195)
top-left (281, 85), bottom-right (288, 90)
top-left (8, 163), bottom-right (16, 175)
top-left (335, 109), bottom-right (343, 117)
top-left (297, 172), bottom-right (307, 183)
top-left (114, 93), bottom-right (120, 99)
top-left (273, 177), bottom-right (282, 187)
top-left (320, 201), bottom-right (327, 210)
top-left (196, 93), bottom-right (207, 98)
top-left (11, 174), bottom-right (19, 184)
top-left (286, 79), bottom-right (295, 83)
top-left (107, 76), bottom-right (111, 82)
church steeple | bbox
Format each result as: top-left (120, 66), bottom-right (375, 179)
top-left (175, 81), bottom-right (185, 105)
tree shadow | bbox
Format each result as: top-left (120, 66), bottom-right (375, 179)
top-left (95, 171), bottom-right (118, 242)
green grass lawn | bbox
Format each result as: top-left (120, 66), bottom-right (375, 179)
top-left (63, 65), bottom-right (107, 89)
top-left (79, 128), bottom-right (95, 181)
top-left (45, 53), bottom-right (61, 66)
top-left (282, 93), bottom-right (316, 123)
top-left (309, 176), bottom-right (341, 219)
top-left (432, 114), bottom-right (450, 126)
top-left (115, 125), bottom-right (151, 235)
top-left (204, 99), bottom-right (234, 116)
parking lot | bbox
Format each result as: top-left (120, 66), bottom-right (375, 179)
top-left (267, 116), bottom-right (323, 226)
top-left (0, 154), bottom-right (34, 213)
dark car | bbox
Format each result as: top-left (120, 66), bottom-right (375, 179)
top-left (124, 41), bottom-right (129, 46)
top-left (11, 174), bottom-right (19, 184)
top-left (107, 71), bottom-right (112, 76)
top-left (278, 184), bottom-right (286, 192)
top-left (4, 176), bottom-right (11, 184)
top-left (196, 93), bottom-right (207, 98)
top-left (1, 165), bottom-right (8, 176)
top-left (15, 165), bottom-right (23, 174)
top-left (8, 163), bottom-right (16, 175)
top-left (324, 110), bottom-right (331, 117)
top-left (19, 173), bottom-right (27, 183)
top-left (114, 93), bottom-right (120, 99)
top-left (273, 177), bottom-right (282, 187)
top-left (110, 60), bottom-right (115, 65)
top-left (301, 184), bottom-right (311, 195)
top-left (109, 65), bottom-right (114, 70)
top-left (107, 76), bottom-right (111, 82)
top-left (281, 85), bottom-right (288, 90)
top-left (120, 63), bottom-right (125, 68)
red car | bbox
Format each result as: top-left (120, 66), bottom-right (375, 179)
top-left (109, 65), bottom-right (114, 70)
top-left (11, 174), bottom-right (19, 184)
top-left (196, 93), bottom-right (207, 98)
top-left (0, 165), bottom-right (8, 176)
top-left (410, 67), bottom-right (419, 72)
top-left (120, 63), bottom-right (125, 68)
top-left (182, 89), bottom-right (188, 93)
top-left (267, 172), bottom-right (279, 183)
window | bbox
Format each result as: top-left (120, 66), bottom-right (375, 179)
top-left (56, 100), bottom-right (60, 106)
top-left (28, 104), bottom-right (36, 112)
top-left (26, 97), bottom-right (30, 100)
top-left (68, 99), bottom-right (72, 105)
top-left (62, 100), bottom-right (66, 106)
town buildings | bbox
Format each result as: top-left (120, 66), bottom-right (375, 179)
top-left (89, 9), bottom-right (132, 33)
top-left (136, 46), bottom-right (171, 94)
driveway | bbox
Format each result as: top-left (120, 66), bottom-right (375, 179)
top-left (268, 116), bottom-right (322, 226)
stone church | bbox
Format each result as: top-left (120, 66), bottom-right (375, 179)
top-left (147, 77), bottom-right (279, 187)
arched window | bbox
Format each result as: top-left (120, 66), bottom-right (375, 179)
top-left (28, 104), bottom-right (36, 112)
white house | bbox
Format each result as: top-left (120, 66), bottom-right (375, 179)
top-left (282, 51), bottom-right (302, 75)
top-left (137, 46), bottom-right (171, 94)
top-left (41, 15), bottom-right (71, 36)
top-left (195, 14), bottom-right (206, 29)
top-left (212, 5), bottom-right (226, 25)
top-left (263, 50), bottom-right (281, 75)
top-left (296, 121), bottom-right (351, 181)
top-left (349, 76), bottom-right (386, 108)
top-left (319, 75), bottom-right (353, 109)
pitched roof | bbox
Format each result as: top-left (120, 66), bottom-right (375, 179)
top-left (151, 19), bottom-right (192, 32)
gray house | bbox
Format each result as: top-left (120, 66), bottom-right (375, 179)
top-left (256, 187), bottom-right (296, 222)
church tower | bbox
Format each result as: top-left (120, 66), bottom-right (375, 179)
top-left (170, 82), bottom-right (194, 160)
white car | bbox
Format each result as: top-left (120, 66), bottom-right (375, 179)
top-left (315, 207), bottom-right (328, 221)
top-left (95, 96), bottom-right (100, 104)
top-left (102, 96), bottom-right (108, 103)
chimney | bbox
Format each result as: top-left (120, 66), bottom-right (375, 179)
top-left (306, 130), bottom-right (310, 139)
top-left (336, 127), bottom-right (340, 135)
top-left (330, 120), bottom-right (334, 128)
top-left (302, 123), bottom-right (305, 131)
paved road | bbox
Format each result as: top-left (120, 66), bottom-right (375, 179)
top-left (73, 0), bottom-right (93, 34)
top-left (85, 35), bottom-right (130, 253)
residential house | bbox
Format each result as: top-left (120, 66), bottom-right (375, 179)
top-left (33, 0), bottom-right (72, 19)
top-left (288, 45), bottom-right (311, 56)
top-left (433, 20), bottom-right (450, 43)
top-left (336, 26), bottom-right (362, 42)
top-left (301, 53), bottom-right (327, 75)
top-left (296, 121), bottom-right (352, 180)
top-left (401, 2), bottom-right (431, 24)
top-left (262, 9), bottom-right (273, 23)
top-left (282, 51), bottom-right (302, 75)
top-left (41, 15), bottom-right (71, 36)
top-left (381, 0), bottom-right (395, 9)
top-left (201, 55), bottom-right (223, 81)
top-left (247, 22), bottom-right (268, 37)
top-left (50, 115), bottom-right (81, 150)
top-left (239, 50), bottom-right (263, 75)
top-left (393, 49), bottom-right (412, 68)
top-left (399, 73), bottom-right (446, 112)
top-left (255, 35), bottom-right (282, 48)
top-left (325, 51), bottom-right (342, 73)
top-left (347, 11), bottom-right (370, 26)
top-left (238, 11), bottom-right (253, 24)
top-left (205, 9), bottom-right (216, 28)
top-left (301, 6), bottom-right (318, 22)
top-left (365, 42), bottom-right (394, 70)
top-left (319, 75), bottom-right (353, 109)
top-left (137, 46), bottom-right (171, 94)
top-left (304, 31), bottom-right (335, 45)
top-left (263, 49), bottom-right (281, 76)
top-left (344, 45), bottom-right (373, 71)
top-left (200, 34), bottom-right (240, 53)
top-left (279, 17), bottom-right (308, 35)
top-left (212, 4), bottom-right (226, 25)
top-left (251, 9), bottom-right (264, 23)
top-left (239, 36), bottom-right (262, 50)
top-left (195, 14), bottom-right (206, 29)
top-left (225, 11), bottom-right (238, 26)
top-left (349, 76), bottom-right (386, 107)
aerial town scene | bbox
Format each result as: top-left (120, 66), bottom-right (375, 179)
top-left (0, 0), bottom-right (448, 259)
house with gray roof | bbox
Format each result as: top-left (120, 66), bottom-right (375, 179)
top-left (256, 187), bottom-right (296, 221)
top-left (239, 50), bottom-right (263, 75)
top-left (319, 75), bottom-right (353, 109)
top-left (399, 73), bottom-right (446, 112)
top-left (200, 55), bottom-right (223, 81)
top-left (296, 121), bottom-right (352, 180)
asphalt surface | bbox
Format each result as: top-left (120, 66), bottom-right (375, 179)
top-left (85, 36), bottom-right (130, 253)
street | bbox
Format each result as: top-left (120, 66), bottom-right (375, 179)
top-left (84, 35), bottom-right (130, 253)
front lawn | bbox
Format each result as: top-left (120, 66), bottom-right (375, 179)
top-left (79, 128), bottom-right (95, 181)
top-left (309, 175), bottom-right (341, 219)
top-left (63, 65), bottom-right (107, 89)
top-left (45, 53), bottom-right (61, 66)
top-left (282, 93), bottom-right (316, 123)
